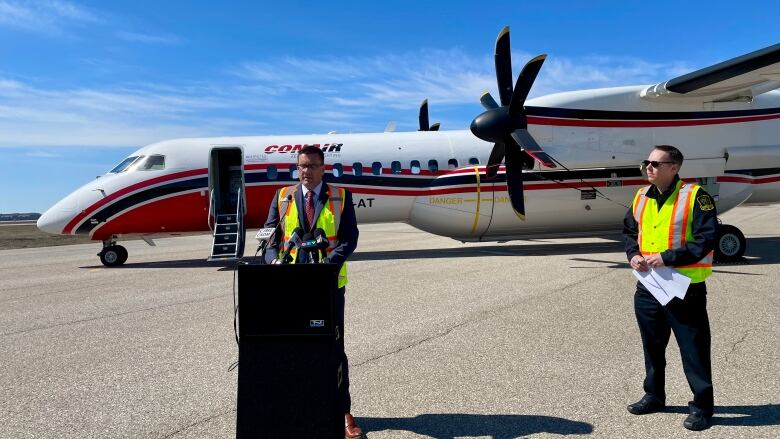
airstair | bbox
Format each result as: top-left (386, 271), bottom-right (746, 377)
top-left (209, 187), bottom-right (244, 261)
top-left (207, 144), bottom-right (247, 261)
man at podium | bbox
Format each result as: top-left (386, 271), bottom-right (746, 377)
top-left (263, 145), bottom-right (363, 438)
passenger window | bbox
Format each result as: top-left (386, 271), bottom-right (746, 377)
top-left (410, 160), bottom-right (421, 175)
top-left (372, 162), bottom-right (382, 175)
top-left (139, 155), bottom-right (165, 171)
top-left (468, 157), bottom-right (479, 165)
top-left (352, 162), bottom-right (363, 177)
top-left (333, 163), bottom-right (343, 178)
top-left (428, 159), bottom-right (439, 173)
top-left (267, 166), bottom-right (278, 180)
top-left (448, 158), bottom-right (459, 169)
top-left (391, 161), bottom-right (402, 175)
top-left (290, 164), bottom-right (298, 180)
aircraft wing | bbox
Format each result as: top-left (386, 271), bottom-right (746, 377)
top-left (642, 43), bottom-right (780, 102)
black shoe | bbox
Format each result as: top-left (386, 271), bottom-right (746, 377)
top-left (683, 412), bottom-right (712, 431)
top-left (627, 395), bottom-right (665, 415)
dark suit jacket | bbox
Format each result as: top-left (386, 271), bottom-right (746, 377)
top-left (263, 182), bottom-right (359, 265)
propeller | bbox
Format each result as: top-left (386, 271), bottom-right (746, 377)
top-left (469, 26), bottom-right (557, 219)
top-left (418, 99), bottom-right (441, 131)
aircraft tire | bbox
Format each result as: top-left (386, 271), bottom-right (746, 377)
top-left (100, 245), bottom-right (128, 267)
top-left (714, 224), bottom-right (746, 263)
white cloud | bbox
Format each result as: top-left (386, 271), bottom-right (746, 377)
top-left (0, 50), bottom-right (695, 147)
top-left (0, 1), bottom-right (184, 46)
top-left (234, 49), bottom-right (691, 114)
top-left (0, 0), bottom-right (99, 34)
top-left (23, 150), bottom-right (61, 158)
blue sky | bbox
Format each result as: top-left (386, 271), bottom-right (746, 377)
top-left (1, 0), bottom-right (779, 213)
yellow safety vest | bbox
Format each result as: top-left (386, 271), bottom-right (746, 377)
top-left (278, 185), bottom-right (348, 287)
top-left (632, 179), bottom-right (713, 284)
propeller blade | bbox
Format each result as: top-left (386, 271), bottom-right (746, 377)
top-left (494, 26), bottom-right (513, 106)
top-left (419, 99), bottom-right (430, 131)
top-left (508, 54), bottom-right (547, 117)
top-left (486, 142), bottom-right (505, 179)
top-left (504, 140), bottom-right (526, 219)
top-left (480, 91), bottom-right (500, 110)
top-left (510, 129), bottom-right (557, 168)
top-left (429, 122), bottom-right (441, 131)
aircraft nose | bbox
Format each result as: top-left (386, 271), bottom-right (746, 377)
top-left (37, 208), bottom-right (69, 235)
top-left (37, 195), bottom-right (79, 235)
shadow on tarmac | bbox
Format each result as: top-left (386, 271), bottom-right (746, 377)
top-left (79, 258), bottom-right (239, 270)
top-left (358, 413), bottom-right (593, 438)
top-left (665, 404), bottom-right (780, 427)
top-left (351, 236), bottom-right (780, 266)
top-left (77, 237), bottom-right (780, 269)
top-left (351, 240), bottom-right (625, 262)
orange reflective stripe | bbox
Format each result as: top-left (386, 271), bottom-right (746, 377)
top-left (678, 184), bottom-right (696, 247)
top-left (633, 187), bottom-right (648, 222)
top-left (279, 185), bottom-right (298, 247)
top-left (679, 251), bottom-right (714, 268)
top-left (329, 187), bottom-right (344, 234)
top-left (640, 251), bottom-right (713, 267)
top-left (662, 181), bottom-right (695, 250)
top-left (634, 187), bottom-right (650, 252)
top-left (668, 185), bottom-right (683, 249)
top-left (680, 185), bottom-right (695, 242)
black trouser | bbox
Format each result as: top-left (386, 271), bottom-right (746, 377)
top-left (335, 287), bottom-right (351, 413)
top-left (634, 281), bottom-right (713, 415)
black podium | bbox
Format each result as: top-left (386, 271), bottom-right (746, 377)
top-left (235, 263), bottom-right (343, 439)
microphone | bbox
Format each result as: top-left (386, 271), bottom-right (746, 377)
top-left (257, 193), bottom-right (293, 260)
top-left (299, 232), bottom-right (318, 263)
top-left (255, 227), bottom-right (276, 250)
top-left (313, 228), bottom-right (330, 262)
top-left (277, 227), bottom-right (303, 264)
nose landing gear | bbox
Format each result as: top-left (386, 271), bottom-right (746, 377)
top-left (98, 237), bottom-right (128, 267)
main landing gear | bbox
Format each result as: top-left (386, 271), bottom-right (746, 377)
top-left (714, 223), bottom-right (746, 263)
top-left (98, 237), bottom-right (128, 267)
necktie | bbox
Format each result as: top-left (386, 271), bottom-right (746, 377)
top-left (305, 191), bottom-right (315, 231)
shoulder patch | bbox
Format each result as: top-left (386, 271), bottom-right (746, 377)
top-left (696, 194), bottom-right (715, 211)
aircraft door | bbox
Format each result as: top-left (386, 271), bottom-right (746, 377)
top-left (208, 147), bottom-right (246, 259)
top-left (209, 147), bottom-right (245, 215)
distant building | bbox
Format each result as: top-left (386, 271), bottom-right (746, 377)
top-left (0, 213), bottom-right (41, 222)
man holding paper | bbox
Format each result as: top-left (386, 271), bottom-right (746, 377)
top-left (623, 145), bottom-right (718, 431)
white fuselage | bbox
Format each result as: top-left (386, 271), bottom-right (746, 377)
top-left (38, 86), bottom-right (780, 243)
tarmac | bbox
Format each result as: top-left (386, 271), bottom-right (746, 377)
top-left (1, 204), bottom-right (778, 438)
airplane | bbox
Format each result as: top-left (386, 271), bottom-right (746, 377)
top-left (37, 27), bottom-right (780, 267)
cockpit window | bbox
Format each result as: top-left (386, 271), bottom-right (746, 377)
top-left (138, 155), bottom-right (165, 171)
top-left (109, 156), bottom-right (142, 173)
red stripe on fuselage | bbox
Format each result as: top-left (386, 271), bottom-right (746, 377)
top-left (717, 175), bottom-right (780, 184)
top-left (91, 184), bottom-right (282, 241)
top-left (527, 113), bottom-right (780, 128)
top-left (64, 168), bottom-right (208, 235)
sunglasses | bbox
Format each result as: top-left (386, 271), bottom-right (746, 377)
top-left (642, 160), bottom-right (676, 168)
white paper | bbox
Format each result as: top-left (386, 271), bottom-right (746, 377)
top-left (632, 267), bottom-right (692, 306)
